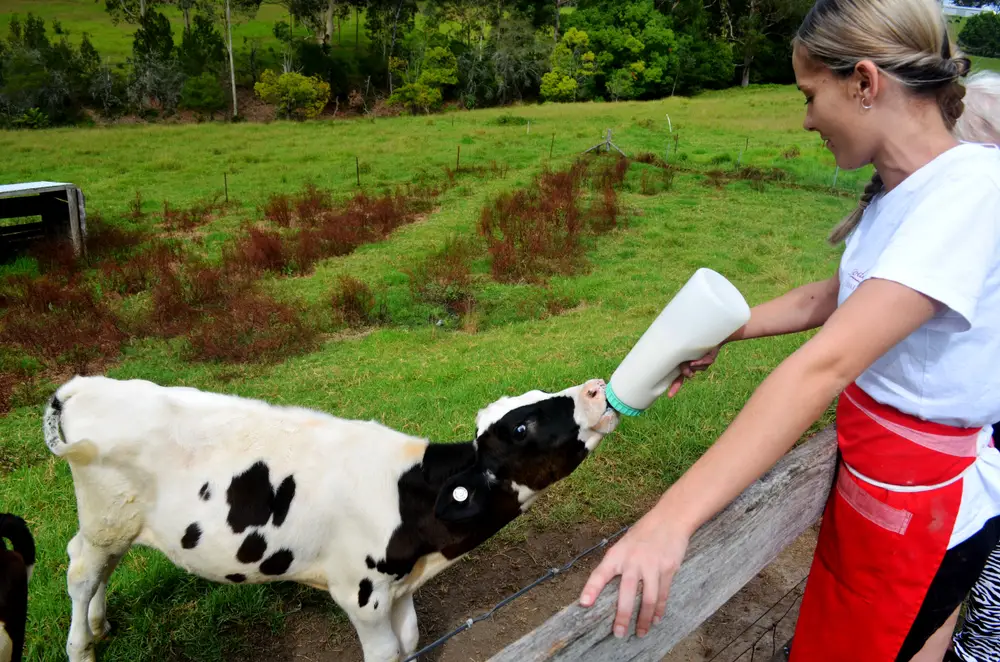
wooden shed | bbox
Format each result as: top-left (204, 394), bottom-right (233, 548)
top-left (0, 181), bottom-right (87, 260)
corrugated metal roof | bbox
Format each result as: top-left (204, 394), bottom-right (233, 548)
top-left (0, 182), bottom-right (74, 198)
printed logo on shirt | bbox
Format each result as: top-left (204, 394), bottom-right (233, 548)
top-left (846, 269), bottom-right (867, 292)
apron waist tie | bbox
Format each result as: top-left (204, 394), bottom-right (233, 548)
top-left (843, 460), bottom-right (975, 493)
top-left (842, 425), bottom-right (991, 494)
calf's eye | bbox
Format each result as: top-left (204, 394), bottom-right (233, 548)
top-left (514, 424), bottom-right (528, 439)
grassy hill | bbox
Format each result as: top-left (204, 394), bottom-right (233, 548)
top-left (0, 0), bottom-right (366, 65)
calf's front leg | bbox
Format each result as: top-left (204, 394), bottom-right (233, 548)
top-left (334, 587), bottom-right (400, 662)
top-left (390, 593), bottom-right (419, 656)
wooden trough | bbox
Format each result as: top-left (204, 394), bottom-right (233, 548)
top-left (0, 181), bottom-right (87, 260)
top-left (486, 425), bottom-right (838, 662)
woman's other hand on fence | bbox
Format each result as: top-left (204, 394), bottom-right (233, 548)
top-left (666, 346), bottom-right (722, 398)
top-left (578, 510), bottom-right (690, 639)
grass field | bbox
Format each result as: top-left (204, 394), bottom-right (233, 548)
top-left (0, 0), bottom-right (367, 65)
top-left (0, 86), bottom-right (862, 660)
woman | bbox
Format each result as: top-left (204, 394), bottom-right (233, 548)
top-left (947, 69), bottom-right (1000, 662)
top-left (578, 0), bottom-right (1000, 660)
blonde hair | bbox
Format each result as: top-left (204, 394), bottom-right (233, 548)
top-left (953, 70), bottom-right (1000, 145)
top-left (793, 0), bottom-right (975, 244)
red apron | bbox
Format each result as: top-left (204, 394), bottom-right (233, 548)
top-left (790, 383), bottom-right (986, 662)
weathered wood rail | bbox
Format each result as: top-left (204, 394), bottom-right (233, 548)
top-left (487, 425), bottom-right (838, 662)
top-left (0, 181), bottom-right (87, 259)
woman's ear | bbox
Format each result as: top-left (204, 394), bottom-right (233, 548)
top-left (853, 59), bottom-right (882, 108)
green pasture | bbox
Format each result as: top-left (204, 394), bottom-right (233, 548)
top-left (0, 86), bottom-right (856, 660)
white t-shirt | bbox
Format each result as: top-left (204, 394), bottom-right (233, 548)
top-left (837, 142), bottom-right (1000, 429)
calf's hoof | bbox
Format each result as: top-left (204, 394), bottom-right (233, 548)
top-left (90, 618), bottom-right (112, 641)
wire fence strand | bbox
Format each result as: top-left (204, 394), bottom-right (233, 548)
top-left (403, 528), bottom-right (807, 662)
top-left (705, 576), bottom-right (807, 662)
top-left (401, 524), bottom-right (631, 662)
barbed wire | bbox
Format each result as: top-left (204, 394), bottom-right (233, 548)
top-left (401, 524), bottom-right (631, 662)
top-left (706, 575), bottom-right (807, 662)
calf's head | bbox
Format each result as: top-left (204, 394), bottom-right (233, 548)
top-left (435, 378), bottom-right (618, 523)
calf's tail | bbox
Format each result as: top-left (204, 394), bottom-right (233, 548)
top-left (43, 379), bottom-right (97, 464)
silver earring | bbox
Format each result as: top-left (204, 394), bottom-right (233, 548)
top-left (861, 98), bottom-right (873, 110)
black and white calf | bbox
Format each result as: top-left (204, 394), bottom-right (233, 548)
top-left (44, 375), bottom-right (619, 662)
top-left (0, 514), bottom-right (35, 662)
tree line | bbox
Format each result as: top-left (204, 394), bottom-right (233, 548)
top-left (1, 0), bottom-right (819, 128)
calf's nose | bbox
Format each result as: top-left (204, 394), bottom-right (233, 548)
top-left (583, 378), bottom-right (607, 400)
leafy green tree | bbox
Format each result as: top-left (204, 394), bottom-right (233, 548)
top-left (417, 46), bottom-right (458, 88)
top-left (366, 0), bottom-right (419, 92)
top-left (562, 1), bottom-right (678, 100)
top-left (457, 16), bottom-right (550, 107)
top-left (105, 0), bottom-right (163, 24)
top-left (541, 27), bottom-right (595, 101)
top-left (132, 10), bottom-right (175, 60)
top-left (254, 69), bottom-right (330, 119)
top-left (181, 71), bottom-right (226, 117)
top-left (178, 13), bottom-right (225, 75)
top-left (388, 81), bottom-right (442, 113)
top-left (960, 12), bottom-right (1000, 58)
top-left (0, 14), bottom-right (103, 125)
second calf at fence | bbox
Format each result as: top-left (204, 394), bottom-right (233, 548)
top-left (0, 514), bottom-right (35, 662)
top-left (44, 375), bottom-right (619, 662)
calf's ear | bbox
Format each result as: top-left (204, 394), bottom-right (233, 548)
top-left (434, 470), bottom-right (492, 524)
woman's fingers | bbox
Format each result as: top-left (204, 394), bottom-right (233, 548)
top-left (667, 375), bottom-right (685, 398)
top-left (579, 553), bottom-right (620, 607)
top-left (615, 571), bottom-right (641, 638)
top-left (635, 571), bottom-right (659, 638)
top-left (654, 568), bottom-right (672, 624)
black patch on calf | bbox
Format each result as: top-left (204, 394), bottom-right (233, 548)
top-left (0, 515), bottom-right (34, 568)
top-left (375, 394), bottom-right (590, 583)
top-left (365, 556), bottom-right (377, 569)
top-left (237, 532), bottom-right (268, 563)
top-left (373, 441), bottom-right (514, 580)
top-left (358, 579), bottom-right (373, 607)
top-left (272, 476), bottom-right (296, 527)
top-left (226, 462), bottom-right (274, 533)
top-left (477, 395), bottom-right (587, 491)
top-left (374, 601), bottom-right (379, 610)
top-left (0, 549), bottom-right (27, 662)
top-left (225, 461), bottom-right (297, 534)
top-left (259, 550), bottom-right (294, 576)
top-left (181, 523), bottom-right (201, 549)
top-left (199, 483), bottom-right (211, 501)
top-left (435, 471), bottom-right (492, 524)
top-left (226, 573), bottom-right (246, 583)
top-left (0, 514), bottom-right (32, 662)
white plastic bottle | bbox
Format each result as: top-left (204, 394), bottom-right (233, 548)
top-left (606, 268), bottom-right (752, 417)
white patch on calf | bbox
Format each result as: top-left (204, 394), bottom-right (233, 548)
top-left (474, 390), bottom-right (549, 438)
top-left (572, 379), bottom-right (619, 449)
top-left (0, 624), bottom-right (12, 662)
top-left (510, 481), bottom-right (539, 511)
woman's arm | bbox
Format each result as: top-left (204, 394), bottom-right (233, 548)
top-left (581, 276), bottom-right (941, 639)
top-left (667, 274), bottom-right (841, 397)
top-left (733, 274), bottom-right (841, 342)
